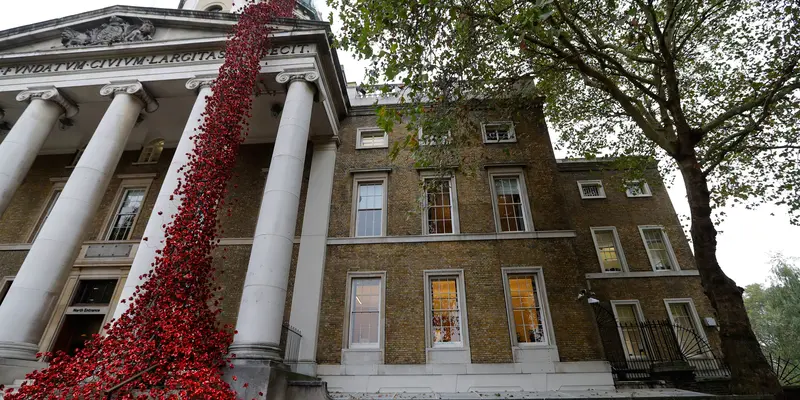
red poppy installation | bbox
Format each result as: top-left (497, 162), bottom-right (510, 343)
top-left (4, 0), bottom-right (294, 398)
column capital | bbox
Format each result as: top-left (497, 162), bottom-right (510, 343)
top-left (186, 75), bottom-right (216, 92)
top-left (276, 68), bottom-right (319, 86)
top-left (311, 135), bottom-right (340, 150)
top-left (100, 81), bottom-right (159, 113)
top-left (16, 87), bottom-right (79, 118)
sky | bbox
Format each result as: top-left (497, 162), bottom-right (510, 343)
top-left (2, 0), bottom-right (799, 287)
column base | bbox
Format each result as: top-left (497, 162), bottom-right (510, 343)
top-left (0, 341), bottom-right (39, 361)
top-left (0, 357), bottom-right (46, 387)
top-left (224, 358), bottom-right (309, 400)
top-left (227, 342), bottom-right (283, 361)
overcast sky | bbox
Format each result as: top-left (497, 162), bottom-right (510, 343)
top-left (3, 0), bottom-right (799, 287)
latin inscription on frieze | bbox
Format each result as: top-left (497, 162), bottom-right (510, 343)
top-left (0, 44), bottom-right (313, 77)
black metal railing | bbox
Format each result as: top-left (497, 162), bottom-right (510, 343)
top-left (592, 303), bottom-right (729, 382)
top-left (767, 353), bottom-right (800, 386)
top-left (280, 322), bottom-right (302, 368)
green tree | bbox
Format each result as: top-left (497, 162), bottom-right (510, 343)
top-left (745, 255), bottom-right (800, 361)
top-left (330, 0), bottom-right (800, 394)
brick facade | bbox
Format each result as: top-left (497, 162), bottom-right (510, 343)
top-left (0, 100), bottom-right (718, 374)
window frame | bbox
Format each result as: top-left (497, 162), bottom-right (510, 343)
top-left (638, 225), bottom-right (680, 271)
top-left (135, 138), bottom-right (165, 164)
top-left (342, 271), bottom-right (386, 351)
top-left (488, 168), bottom-right (534, 233)
top-left (99, 178), bottom-right (154, 241)
top-left (66, 146), bottom-right (86, 169)
top-left (350, 172), bottom-right (389, 237)
top-left (610, 300), bottom-right (648, 360)
top-left (0, 276), bottom-right (13, 306)
top-left (28, 181), bottom-right (66, 242)
top-left (501, 267), bottom-right (555, 348)
top-left (417, 127), bottom-right (452, 146)
top-left (590, 226), bottom-right (628, 273)
top-left (420, 172), bottom-right (460, 235)
top-left (625, 180), bottom-right (652, 198)
top-left (423, 270), bottom-right (470, 350)
top-left (663, 298), bottom-right (710, 357)
top-left (356, 127), bottom-right (389, 150)
top-left (481, 121), bottom-right (517, 144)
top-left (577, 180), bottom-right (607, 199)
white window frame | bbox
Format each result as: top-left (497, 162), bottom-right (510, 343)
top-left (418, 127), bottom-right (452, 146)
top-left (481, 121), bottom-right (517, 143)
top-left (577, 180), bottom-right (606, 199)
top-left (99, 178), bottom-right (154, 241)
top-left (590, 227), bottom-right (628, 272)
top-left (356, 127), bottom-right (389, 149)
top-left (638, 225), bottom-right (680, 271)
top-left (135, 138), bottom-right (165, 164)
top-left (420, 172), bottom-right (460, 235)
top-left (351, 172), bottom-right (389, 237)
top-left (610, 300), bottom-right (648, 360)
top-left (0, 276), bottom-right (13, 306)
top-left (625, 180), bottom-right (652, 197)
top-left (423, 270), bottom-right (470, 350)
top-left (342, 272), bottom-right (386, 351)
top-left (488, 168), bottom-right (534, 233)
top-left (28, 181), bottom-right (66, 242)
top-left (502, 267), bottom-right (555, 348)
top-left (66, 146), bottom-right (86, 169)
top-left (664, 298), bottom-right (710, 357)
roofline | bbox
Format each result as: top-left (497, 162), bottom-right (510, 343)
top-left (0, 5), bottom-right (332, 40)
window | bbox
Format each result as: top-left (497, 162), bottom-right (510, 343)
top-left (105, 187), bottom-right (147, 241)
top-left (590, 227), bottom-right (627, 272)
top-left (348, 277), bottom-right (382, 348)
top-left (71, 279), bottom-right (117, 306)
top-left (352, 173), bottom-right (388, 237)
top-left (418, 128), bottom-right (451, 146)
top-left (665, 299), bottom-right (708, 357)
top-left (577, 180), bottom-right (606, 199)
top-left (489, 169), bottom-right (532, 232)
top-left (504, 273), bottom-right (547, 344)
top-left (205, 5), bottom-right (223, 11)
top-left (639, 226), bottom-right (679, 271)
top-left (137, 138), bottom-right (165, 163)
top-left (30, 184), bottom-right (64, 242)
top-left (67, 147), bottom-right (85, 168)
top-left (481, 121), bottom-right (516, 143)
top-left (626, 180), bottom-right (652, 197)
top-left (0, 278), bottom-right (12, 306)
top-left (356, 128), bottom-right (388, 149)
top-left (423, 177), bottom-right (459, 234)
top-left (426, 275), bottom-right (464, 347)
top-left (611, 301), bottom-right (647, 359)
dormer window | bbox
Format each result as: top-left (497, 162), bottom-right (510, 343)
top-left (137, 139), bottom-right (165, 164)
top-left (481, 121), bottom-right (516, 143)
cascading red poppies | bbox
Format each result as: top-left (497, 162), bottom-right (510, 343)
top-left (3, 0), bottom-right (294, 398)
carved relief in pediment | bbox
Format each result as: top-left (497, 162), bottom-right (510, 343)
top-left (61, 16), bottom-right (155, 47)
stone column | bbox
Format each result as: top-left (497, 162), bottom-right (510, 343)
top-left (0, 82), bottom-right (157, 360)
top-left (287, 137), bottom-right (338, 376)
top-left (0, 87), bottom-right (77, 218)
top-left (112, 76), bottom-right (215, 321)
top-left (229, 70), bottom-right (318, 363)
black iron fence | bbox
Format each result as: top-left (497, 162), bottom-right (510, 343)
top-left (280, 322), bottom-right (302, 369)
top-left (592, 303), bottom-right (729, 382)
top-left (767, 353), bottom-right (800, 386)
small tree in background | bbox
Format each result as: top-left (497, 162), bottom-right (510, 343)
top-left (330, 0), bottom-right (800, 394)
top-left (744, 254), bottom-right (800, 361)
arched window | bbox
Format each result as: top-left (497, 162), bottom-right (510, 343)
top-left (205, 5), bottom-right (223, 12)
top-left (138, 139), bottom-right (165, 163)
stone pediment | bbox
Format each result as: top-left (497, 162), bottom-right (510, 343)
top-left (0, 5), bottom-right (330, 55)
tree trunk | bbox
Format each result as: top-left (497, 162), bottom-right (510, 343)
top-left (676, 150), bottom-right (783, 396)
